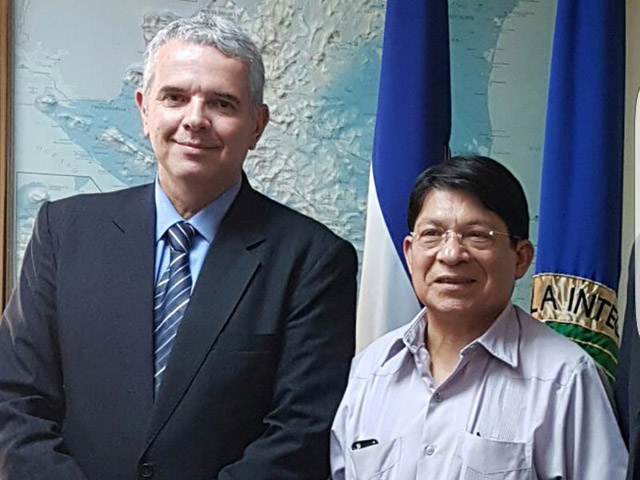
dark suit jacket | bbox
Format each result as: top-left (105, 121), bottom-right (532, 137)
top-left (0, 178), bottom-right (357, 480)
top-left (616, 246), bottom-right (640, 479)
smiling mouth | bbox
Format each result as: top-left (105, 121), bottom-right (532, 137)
top-left (434, 276), bottom-right (475, 285)
top-left (173, 140), bottom-right (219, 150)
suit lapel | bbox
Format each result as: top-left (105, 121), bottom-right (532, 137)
top-left (144, 179), bottom-right (266, 446)
top-left (108, 185), bottom-right (156, 414)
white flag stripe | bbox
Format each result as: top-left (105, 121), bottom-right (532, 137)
top-left (356, 169), bottom-right (420, 351)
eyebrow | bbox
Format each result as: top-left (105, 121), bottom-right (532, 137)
top-left (156, 86), bottom-right (186, 97)
top-left (415, 219), bottom-right (496, 229)
top-left (213, 91), bottom-right (241, 105)
top-left (155, 86), bottom-right (241, 105)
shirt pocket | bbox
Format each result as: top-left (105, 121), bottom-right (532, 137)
top-left (455, 432), bottom-right (534, 480)
top-left (348, 437), bottom-right (401, 480)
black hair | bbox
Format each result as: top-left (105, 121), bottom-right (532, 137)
top-left (407, 155), bottom-right (529, 240)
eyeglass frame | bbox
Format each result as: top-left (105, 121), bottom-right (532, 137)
top-left (409, 227), bottom-right (520, 251)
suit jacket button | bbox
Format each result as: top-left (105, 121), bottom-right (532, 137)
top-left (139, 462), bottom-right (154, 478)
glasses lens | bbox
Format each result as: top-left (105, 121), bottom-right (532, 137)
top-left (417, 228), bottom-right (444, 248)
top-left (462, 230), bottom-right (494, 248)
top-left (413, 228), bottom-right (504, 250)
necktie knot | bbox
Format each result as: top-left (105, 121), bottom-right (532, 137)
top-left (166, 221), bottom-right (197, 253)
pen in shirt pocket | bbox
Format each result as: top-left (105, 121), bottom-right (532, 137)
top-left (351, 439), bottom-right (379, 450)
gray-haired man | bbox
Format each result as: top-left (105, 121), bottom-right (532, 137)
top-left (0, 13), bottom-right (357, 479)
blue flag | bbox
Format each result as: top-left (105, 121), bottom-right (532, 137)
top-left (357, 0), bottom-right (451, 349)
top-left (533, 0), bottom-right (625, 380)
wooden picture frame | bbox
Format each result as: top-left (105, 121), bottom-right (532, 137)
top-left (0, 0), bottom-right (10, 308)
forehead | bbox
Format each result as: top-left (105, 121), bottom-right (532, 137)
top-left (151, 39), bottom-right (250, 90)
top-left (416, 188), bottom-right (506, 227)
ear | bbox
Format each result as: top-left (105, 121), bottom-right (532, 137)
top-left (514, 239), bottom-right (534, 279)
top-left (249, 104), bottom-right (270, 150)
top-left (403, 235), bottom-right (414, 276)
top-left (135, 89), bottom-right (149, 137)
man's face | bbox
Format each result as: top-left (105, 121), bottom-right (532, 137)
top-left (135, 39), bottom-right (268, 194)
top-left (403, 188), bottom-right (533, 323)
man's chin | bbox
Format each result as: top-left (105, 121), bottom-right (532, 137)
top-left (160, 162), bottom-right (227, 181)
top-left (423, 295), bottom-right (480, 317)
top-left (429, 303), bottom-right (474, 315)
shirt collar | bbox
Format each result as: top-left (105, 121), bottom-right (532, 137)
top-left (403, 307), bottom-right (428, 355)
top-left (377, 308), bottom-right (428, 370)
top-left (463, 303), bottom-right (520, 368)
top-left (154, 177), bottom-right (241, 243)
top-left (379, 303), bottom-right (521, 370)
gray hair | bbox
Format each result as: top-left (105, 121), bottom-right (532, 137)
top-left (142, 12), bottom-right (265, 105)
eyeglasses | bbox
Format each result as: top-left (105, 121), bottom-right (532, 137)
top-left (410, 227), bottom-right (516, 251)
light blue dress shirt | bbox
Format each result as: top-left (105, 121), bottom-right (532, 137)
top-left (331, 303), bottom-right (628, 479)
top-left (154, 178), bottom-right (241, 288)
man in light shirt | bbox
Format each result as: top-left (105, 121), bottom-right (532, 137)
top-left (331, 155), bottom-right (627, 479)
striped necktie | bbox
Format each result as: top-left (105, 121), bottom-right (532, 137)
top-left (153, 221), bottom-right (197, 395)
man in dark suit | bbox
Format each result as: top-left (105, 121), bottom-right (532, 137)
top-left (616, 243), bottom-right (640, 479)
top-left (0, 13), bottom-right (357, 480)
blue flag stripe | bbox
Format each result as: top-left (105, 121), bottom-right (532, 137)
top-left (372, 0), bottom-right (451, 265)
top-left (536, 0), bottom-right (625, 289)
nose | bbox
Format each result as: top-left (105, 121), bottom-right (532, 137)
top-left (436, 232), bottom-right (468, 265)
top-left (183, 99), bottom-right (209, 131)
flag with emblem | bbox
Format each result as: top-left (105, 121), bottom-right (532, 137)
top-left (532, 0), bottom-right (625, 380)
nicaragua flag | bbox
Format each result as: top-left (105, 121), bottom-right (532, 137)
top-left (356, 0), bottom-right (451, 349)
top-left (532, 0), bottom-right (625, 380)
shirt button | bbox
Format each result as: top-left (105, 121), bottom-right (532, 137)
top-left (426, 445), bottom-right (435, 456)
top-left (433, 392), bottom-right (442, 403)
top-left (139, 462), bottom-right (154, 478)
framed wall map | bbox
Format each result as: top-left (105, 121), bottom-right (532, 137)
top-left (3, 0), bottom-right (604, 319)
top-left (1, 0), bottom-right (10, 304)
top-left (4, 0), bottom-right (385, 310)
